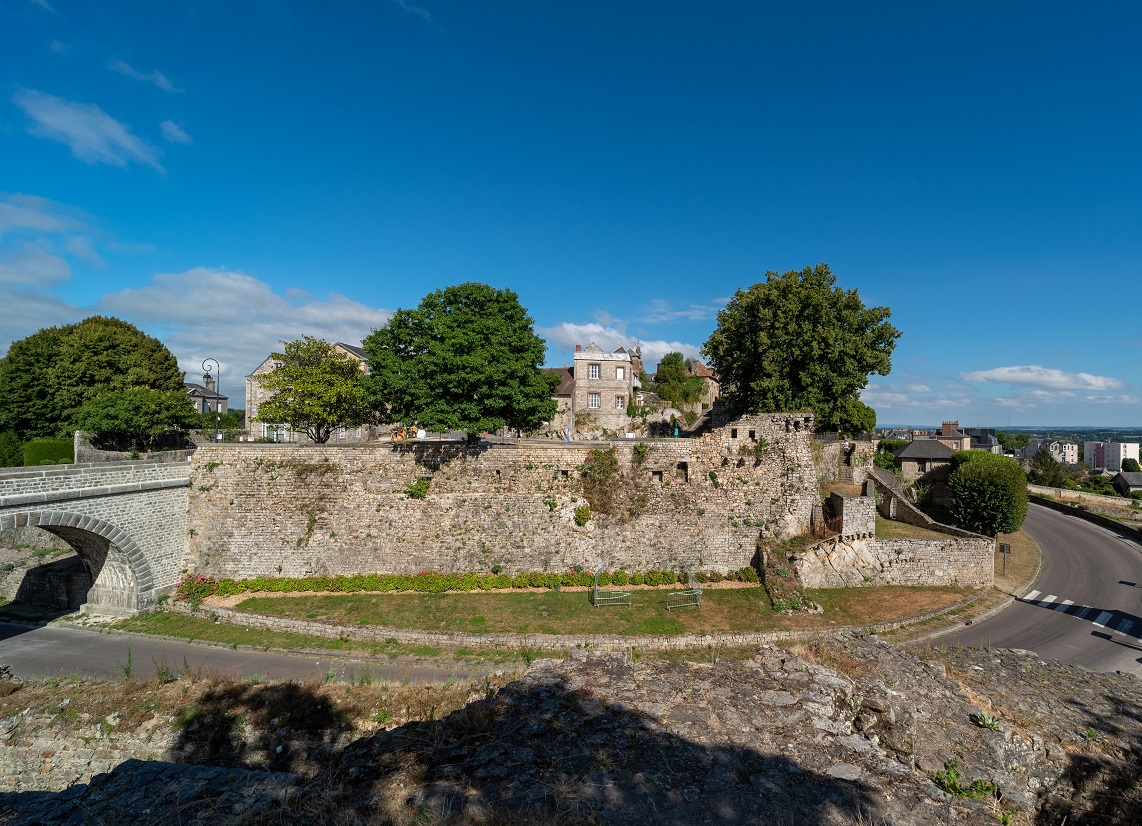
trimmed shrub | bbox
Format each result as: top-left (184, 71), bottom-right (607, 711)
top-left (948, 453), bottom-right (1028, 536)
top-left (23, 438), bottom-right (74, 466)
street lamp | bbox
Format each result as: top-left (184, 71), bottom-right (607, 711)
top-left (201, 358), bottom-right (221, 442)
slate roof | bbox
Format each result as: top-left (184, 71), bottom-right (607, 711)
top-left (1114, 472), bottom-right (1142, 488)
top-left (895, 440), bottom-right (955, 460)
top-left (335, 342), bottom-right (367, 360)
top-left (184, 382), bottom-right (227, 400)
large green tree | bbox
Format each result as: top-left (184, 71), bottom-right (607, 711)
top-left (0, 316), bottom-right (184, 440)
top-left (948, 451), bottom-right (1028, 536)
top-left (650, 352), bottom-right (706, 408)
top-left (71, 387), bottom-right (198, 451)
top-left (254, 337), bottom-right (377, 444)
top-left (364, 283), bottom-right (558, 435)
top-left (701, 264), bottom-right (899, 434)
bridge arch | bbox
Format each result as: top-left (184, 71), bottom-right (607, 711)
top-left (16, 509), bottom-right (157, 615)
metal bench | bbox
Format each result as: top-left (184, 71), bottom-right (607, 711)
top-left (666, 566), bottom-right (702, 611)
top-left (591, 569), bottom-right (632, 608)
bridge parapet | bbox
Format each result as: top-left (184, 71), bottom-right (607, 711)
top-left (0, 461), bottom-right (190, 616)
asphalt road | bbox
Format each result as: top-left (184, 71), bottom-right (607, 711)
top-left (0, 621), bottom-right (494, 684)
top-left (931, 503), bottom-right (1142, 676)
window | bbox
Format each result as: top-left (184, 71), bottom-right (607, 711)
top-left (588, 393), bottom-right (600, 409)
top-left (616, 395), bottom-right (625, 409)
top-left (588, 363), bottom-right (601, 380)
top-left (616, 366), bottom-right (625, 381)
top-left (731, 428), bottom-right (738, 438)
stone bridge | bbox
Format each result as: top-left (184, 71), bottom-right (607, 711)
top-left (0, 461), bottom-right (190, 616)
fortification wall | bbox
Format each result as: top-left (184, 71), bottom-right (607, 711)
top-left (185, 414), bottom-right (819, 577)
top-left (796, 535), bottom-right (993, 589)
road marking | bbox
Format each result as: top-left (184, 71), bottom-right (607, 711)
top-left (1093, 611), bottom-right (1113, 629)
top-left (1039, 595), bottom-right (1057, 606)
top-left (1024, 590), bottom-right (1041, 602)
top-left (1076, 606), bottom-right (1092, 619)
top-left (1116, 619), bottom-right (1134, 637)
top-left (1054, 599), bottom-right (1074, 612)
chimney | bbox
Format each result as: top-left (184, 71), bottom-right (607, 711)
top-left (941, 420), bottom-right (958, 437)
top-left (575, 344), bottom-right (582, 353)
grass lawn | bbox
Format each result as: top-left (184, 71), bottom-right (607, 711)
top-left (874, 517), bottom-right (949, 539)
top-left (232, 585), bottom-right (973, 637)
top-left (113, 612), bottom-right (525, 665)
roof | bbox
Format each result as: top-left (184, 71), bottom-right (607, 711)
top-left (334, 342), bottom-right (367, 360)
top-left (543, 366), bottom-right (575, 396)
top-left (688, 358), bottom-right (718, 379)
top-left (184, 382), bottom-right (228, 400)
top-left (1114, 472), bottom-right (1142, 486)
top-left (895, 440), bottom-right (955, 460)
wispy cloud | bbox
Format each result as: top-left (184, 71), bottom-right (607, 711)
top-left (50, 39), bottom-right (69, 54)
top-left (98, 268), bottom-right (393, 380)
top-left (639, 298), bottom-right (722, 324)
top-left (961, 365), bottom-right (1123, 391)
top-left (537, 321), bottom-right (703, 370)
top-left (0, 244), bottom-right (71, 287)
top-left (160, 119), bottom-right (192, 144)
top-left (107, 59), bottom-right (182, 93)
top-left (0, 193), bottom-right (85, 236)
top-left (13, 89), bottom-right (164, 171)
top-left (390, 0), bottom-right (434, 25)
top-left (27, 0), bottom-right (56, 13)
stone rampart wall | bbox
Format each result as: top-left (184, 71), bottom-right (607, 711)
top-left (185, 414), bottom-right (819, 578)
top-left (0, 461), bottom-right (190, 498)
top-left (796, 535), bottom-right (993, 589)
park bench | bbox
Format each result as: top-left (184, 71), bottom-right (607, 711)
top-left (666, 566), bottom-right (702, 611)
top-left (591, 569), bottom-right (632, 608)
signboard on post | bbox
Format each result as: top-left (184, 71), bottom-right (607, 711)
top-left (998, 542), bottom-right (1011, 576)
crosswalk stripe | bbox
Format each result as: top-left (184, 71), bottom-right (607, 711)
top-left (1076, 606), bottom-right (1091, 619)
top-left (1024, 590), bottom-right (1041, 602)
top-left (1093, 611), bottom-right (1113, 629)
top-left (1039, 595), bottom-right (1057, 606)
top-left (1116, 619), bottom-right (1134, 637)
top-left (1054, 599), bottom-right (1074, 612)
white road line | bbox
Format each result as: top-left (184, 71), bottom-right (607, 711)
top-left (1054, 599), bottom-right (1074, 612)
top-left (1024, 590), bottom-right (1041, 602)
top-left (1115, 620), bottom-right (1134, 637)
top-left (1093, 611), bottom-right (1113, 629)
top-left (1039, 595), bottom-right (1057, 606)
top-left (1076, 606), bottom-right (1092, 619)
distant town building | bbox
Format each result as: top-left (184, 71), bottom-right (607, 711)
top-left (1024, 438), bottom-right (1078, 465)
top-left (1084, 441), bottom-right (1140, 471)
top-left (935, 421), bottom-right (972, 452)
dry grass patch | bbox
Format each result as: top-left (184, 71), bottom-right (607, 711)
top-left (874, 517), bottom-right (948, 539)
top-left (993, 529), bottom-right (1041, 595)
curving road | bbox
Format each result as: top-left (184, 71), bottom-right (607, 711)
top-left (931, 503), bottom-right (1142, 676)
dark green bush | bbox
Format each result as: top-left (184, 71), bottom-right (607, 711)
top-left (949, 453), bottom-right (1028, 536)
top-left (23, 438), bottom-right (73, 466)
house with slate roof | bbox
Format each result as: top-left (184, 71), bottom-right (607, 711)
top-left (1112, 472), bottom-right (1142, 497)
top-left (894, 439), bottom-right (955, 484)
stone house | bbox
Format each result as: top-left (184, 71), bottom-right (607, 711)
top-left (184, 374), bottom-right (228, 415)
top-left (1023, 438), bottom-right (1078, 465)
top-left (894, 439), bottom-right (955, 483)
top-left (687, 358), bottom-right (720, 408)
top-left (1112, 471), bottom-right (1142, 496)
top-left (572, 343), bottom-right (636, 432)
top-left (245, 342), bottom-right (370, 442)
top-left (934, 421), bottom-right (971, 452)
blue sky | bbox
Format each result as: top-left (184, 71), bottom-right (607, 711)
top-left (2, 1), bottom-right (1140, 427)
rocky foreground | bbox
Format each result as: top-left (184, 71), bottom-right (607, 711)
top-left (1, 634), bottom-right (1139, 825)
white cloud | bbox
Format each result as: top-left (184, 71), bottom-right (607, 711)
top-left (98, 268), bottom-right (393, 382)
top-left (537, 321), bottom-right (703, 370)
top-left (961, 365), bottom-right (1123, 391)
top-left (50, 39), bottom-right (69, 54)
top-left (0, 244), bottom-right (71, 287)
top-left (28, 0), bottom-right (56, 12)
top-left (390, 0), bottom-right (434, 25)
top-left (906, 384), bottom-right (931, 393)
top-left (859, 386), bottom-right (972, 410)
top-left (160, 119), bottom-right (192, 144)
top-left (13, 89), bottom-right (164, 171)
top-left (107, 59), bottom-right (182, 93)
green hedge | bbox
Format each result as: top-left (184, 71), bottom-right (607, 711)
top-left (23, 438), bottom-right (74, 466)
top-left (175, 566), bottom-right (762, 601)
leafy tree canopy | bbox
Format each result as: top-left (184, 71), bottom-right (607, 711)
top-left (650, 352), bottom-right (706, 408)
top-left (254, 337), bottom-right (376, 444)
top-left (71, 388), bottom-right (197, 452)
top-left (0, 316), bottom-right (184, 440)
top-left (1027, 448), bottom-right (1068, 488)
top-left (995, 430), bottom-right (1030, 451)
top-left (948, 452), bottom-right (1028, 536)
top-left (363, 283), bottom-right (558, 435)
top-left (1122, 457), bottom-right (1141, 473)
top-left (701, 264), bottom-right (899, 435)
top-left (0, 431), bottom-right (23, 468)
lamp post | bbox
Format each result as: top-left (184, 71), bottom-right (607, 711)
top-left (201, 358), bottom-right (221, 442)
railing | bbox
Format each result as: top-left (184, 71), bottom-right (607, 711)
top-left (666, 566), bottom-right (702, 611)
top-left (591, 570), bottom-right (632, 608)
